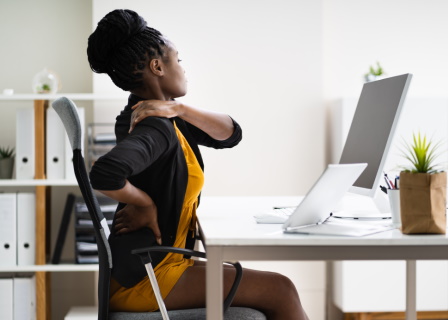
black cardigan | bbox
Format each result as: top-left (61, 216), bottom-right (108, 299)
top-left (90, 94), bottom-right (242, 287)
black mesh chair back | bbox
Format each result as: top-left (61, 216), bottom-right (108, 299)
top-left (53, 97), bottom-right (112, 319)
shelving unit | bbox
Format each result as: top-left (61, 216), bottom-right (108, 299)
top-left (0, 93), bottom-right (125, 101)
top-left (0, 179), bottom-right (78, 186)
top-left (0, 264), bottom-right (99, 273)
top-left (0, 93), bottom-right (125, 320)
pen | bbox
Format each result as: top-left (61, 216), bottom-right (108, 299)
top-left (384, 172), bottom-right (395, 189)
top-left (380, 185), bottom-right (388, 194)
top-left (384, 176), bottom-right (392, 189)
top-left (395, 176), bottom-right (400, 189)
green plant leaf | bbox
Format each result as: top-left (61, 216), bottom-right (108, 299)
top-left (0, 146), bottom-right (15, 159)
top-left (399, 132), bottom-right (445, 173)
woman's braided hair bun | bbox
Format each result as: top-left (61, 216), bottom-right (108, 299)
top-left (87, 9), bottom-right (166, 91)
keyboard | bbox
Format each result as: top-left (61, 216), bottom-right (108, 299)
top-left (253, 207), bottom-right (295, 224)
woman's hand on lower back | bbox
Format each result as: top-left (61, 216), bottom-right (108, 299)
top-left (97, 181), bottom-right (162, 244)
top-left (114, 202), bottom-right (162, 245)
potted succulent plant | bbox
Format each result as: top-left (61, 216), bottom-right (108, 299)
top-left (364, 61), bottom-right (385, 82)
top-left (399, 133), bottom-right (446, 234)
top-left (0, 146), bottom-right (15, 179)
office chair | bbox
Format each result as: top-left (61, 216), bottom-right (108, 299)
top-left (52, 97), bottom-right (266, 320)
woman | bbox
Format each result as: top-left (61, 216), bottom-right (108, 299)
top-left (87, 9), bottom-right (309, 320)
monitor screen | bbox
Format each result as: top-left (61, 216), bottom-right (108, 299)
top-left (339, 74), bottom-right (412, 197)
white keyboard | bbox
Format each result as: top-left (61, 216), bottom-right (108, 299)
top-left (254, 207), bottom-right (295, 224)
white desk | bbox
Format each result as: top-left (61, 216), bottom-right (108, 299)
top-left (197, 196), bottom-right (448, 320)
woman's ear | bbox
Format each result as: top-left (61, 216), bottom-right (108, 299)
top-left (149, 58), bottom-right (164, 77)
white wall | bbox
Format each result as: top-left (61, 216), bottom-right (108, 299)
top-left (323, 0), bottom-right (448, 101)
top-left (92, 0), bottom-right (325, 196)
top-left (0, 0), bottom-right (94, 150)
top-left (0, 0), bottom-right (93, 95)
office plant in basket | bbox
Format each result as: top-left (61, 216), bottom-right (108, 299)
top-left (399, 132), bottom-right (446, 234)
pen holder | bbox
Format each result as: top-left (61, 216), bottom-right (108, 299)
top-left (387, 189), bottom-right (401, 228)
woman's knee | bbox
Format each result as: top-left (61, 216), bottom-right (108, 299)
top-left (269, 271), bottom-right (298, 297)
top-left (243, 269), bottom-right (298, 299)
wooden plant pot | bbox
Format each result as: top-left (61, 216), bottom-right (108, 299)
top-left (399, 171), bottom-right (446, 234)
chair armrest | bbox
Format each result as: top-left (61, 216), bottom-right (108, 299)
top-left (131, 246), bottom-right (206, 264)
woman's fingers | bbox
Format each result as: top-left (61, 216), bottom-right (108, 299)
top-left (114, 222), bottom-right (128, 234)
top-left (131, 101), bottom-right (142, 110)
top-left (115, 226), bottom-right (131, 235)
top-left (148, 219), bottom-right (162, 245)
top-left (129, 109), bottom-right (155, 133)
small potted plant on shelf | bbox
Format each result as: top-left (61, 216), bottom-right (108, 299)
top-left (364, 61), bottom-right (385, 82)
top-left (0, 146), bottom-right (15, 179)
top-left (399, 132), bottom-right (446, 234)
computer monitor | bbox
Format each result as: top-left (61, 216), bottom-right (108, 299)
top-left (339, 73), bottom-right (412, 198)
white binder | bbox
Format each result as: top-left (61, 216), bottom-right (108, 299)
top-left (13, 276), bottom-right (36, 320)
top-left (65, 107), bottom-right (85, 180)
top-left (0, 278), bottom-right (13, 319)
top-left (17, 193), bottom-right (36, 266)
top-left (46, 108), bottom-right (65, 179)
top-left (16, 108), bottom-right (35, 180)
top-left (0, 194), bottom-right (17, 266)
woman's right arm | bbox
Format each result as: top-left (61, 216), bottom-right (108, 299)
top-left (90, 117), bottom-right (174, 243)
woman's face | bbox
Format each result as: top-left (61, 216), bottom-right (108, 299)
top-left (159, 43), bottom-right (187, 99)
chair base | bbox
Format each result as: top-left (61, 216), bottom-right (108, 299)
top-left (110, 307), bottom-right (266, 319)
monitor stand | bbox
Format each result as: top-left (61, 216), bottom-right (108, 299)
top-left (332, 191), bottom-right (392, 220)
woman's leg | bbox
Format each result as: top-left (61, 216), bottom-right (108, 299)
top-left (164, 260), bottom-right (309, 320)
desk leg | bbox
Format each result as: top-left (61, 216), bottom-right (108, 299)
top-left (206, 246), bottom-right (223, 320)
top-left (406, 260), bottom-right (417, 320)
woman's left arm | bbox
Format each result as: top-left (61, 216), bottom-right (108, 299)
top-left (129, 100), bottom-right (234, 140)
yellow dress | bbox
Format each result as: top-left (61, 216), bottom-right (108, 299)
top-left (109, 121), bottom-right (205, 312)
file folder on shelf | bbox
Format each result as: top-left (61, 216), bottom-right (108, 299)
top-left (0, 278), bottom-right (13, 319)
top-left (75, 195), bottom-right (116, 264)
top-left (13, 276), bottom-right (36, 320)
top-left (86, 123), bottom-right (116, 171)
top-left (0, 193), bottom-right (17, 266)
top-left (65, 107), bottom-right (85, 180)
top-left (51, 193), bottom-right (76, 264)
top-left (17, 193), bottom-right (36, 266)
top-left (16, 108), bottom-right (35, 180)
top-left (46, 108), bottom-right (66, 179)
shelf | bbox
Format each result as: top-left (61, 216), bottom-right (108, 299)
top-left (0, 179), bottom-right (78, 187)
top-left (0, 93), bottom-right (127, 101)
top-left (0, 264), bottom-right (98, 273)
top-left (0, 93), bottom-right (111, 320)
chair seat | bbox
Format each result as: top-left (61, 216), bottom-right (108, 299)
top-left (109, 307), bottom-right (266, 320)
